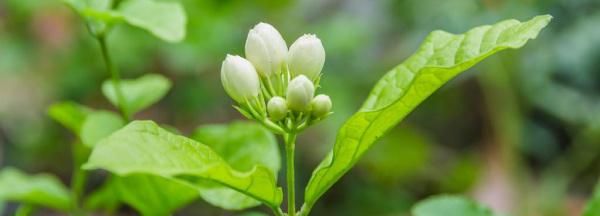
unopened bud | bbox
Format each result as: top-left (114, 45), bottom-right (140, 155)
top-left (245, 23), bottom-right (288, 77)
top-left (267, 96), bottom-right (288, 121)
top-left (286, 75), bottom-right (315, 111)
top-left (311, 94), bottom-right (332, 117)
top-left (288, 34), bottom-right (325, 80)
top-left (221, 55), bottom-right (261, 103)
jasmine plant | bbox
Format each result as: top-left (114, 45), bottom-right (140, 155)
top-left (84, 15), bottom-right (553, 216)
top-left (0, 4), bottom-right (569, 215)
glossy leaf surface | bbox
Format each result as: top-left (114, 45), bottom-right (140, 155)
top-left (85, 121), bottom-right (283, 208)
top-left (191, 121), bottom-right (280, 210)
top-left (303, 15), bottom-right (552, 209)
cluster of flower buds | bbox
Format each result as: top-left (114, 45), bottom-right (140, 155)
top-left (220, 23), bottom-right (332, 133)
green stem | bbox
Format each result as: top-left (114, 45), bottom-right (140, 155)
top-left (71, 167), bottom-right (88, 216)
top-left (285, 132), bottom-right (297, 216)
top-left (298, 204), bottom-right (312, 216)
top-left (97, 35), bottom-right (130, 121)
top-left (270, 207), bottom-right (285, 216)
top-left (71, 142), bottom-right (91, 216)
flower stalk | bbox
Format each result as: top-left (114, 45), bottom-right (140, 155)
top-left (285, 132), bottom-right (298, 216)
top-left (220, 22), bottom-right (332, 216)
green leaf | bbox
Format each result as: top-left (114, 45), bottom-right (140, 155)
top-left (63, 0), bottom-right (112, 12)
top-left (0, 168), bottom-right (71, 211)
top-left (48, 102), bottom-right (93, 134)
top-left (412, 195), bottom-right (497, 216)
top-left (80, 111), bottom-right (125, 148)
top-left (583, 181), bottom-right (600, 216)
top-left (62, 0), bottom-right (122, 35)
top-left (84, 121), bottom-right (283, 209)
top-left (118, 0), bottom-right (187, 42)
top-left (303, 15), bottom-right (552, 209)
top-left (191, 121), bottom-right (280, 210)
top-left (86, 175), bottom-right (198, 216)
top-left (49, 102), bottom-right (124, 148)
top-left (63, 0), bottom-right (186, 41)
top-left (102, 74), bottom-right (171, 116)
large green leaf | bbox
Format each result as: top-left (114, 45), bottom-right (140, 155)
top-left (86, 175), bottom-right (198, 216)
top-left (191, 121), bottom-right (280, 210)
top-left (80, 111), bottom-right (125, 148)
top-left (302, 15), bottom-right (552, 210)
top-left (0, 168), bottom-right (71, 211)
top-left (84, 121), bottom-right (283, 208)
top-left (102, 74), bottom-right (171, 116)
top-left (412, 195), bottom-right (497, 216)
top-left (583, 181), bottom-right (600, 216)
top-left (118, 0), bottom-right (187, 42)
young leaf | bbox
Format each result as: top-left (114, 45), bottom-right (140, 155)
top-left (0, 168), bottom-right (71, 211)
top-left (80, 111), bottom-right (125, 148)
top-left (191, 121), bottom-right (280, 210)
top-left (62, 0), bottom-right (122, 35)
top-left (412, 195), bottom-right (497, 216)
top-left (583, 180), bottom-right (600, 216)
top-left (102, 74), bottom-right (171, 116)
top-left (86, 175), bottom-right (198, 216)
top-left (84, 121), bottom-right (283, 208)
top-left (49, 102), bottom-right (124, 147)
top-left (48, 101), bottom-right (93, 135)
top-left (302, 15), bottom-right (552, 210)
top-left (118, 0), bottom-right (187, 42)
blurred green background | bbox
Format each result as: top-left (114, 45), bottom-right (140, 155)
top-left (1, 0), bottom-right (599, 215)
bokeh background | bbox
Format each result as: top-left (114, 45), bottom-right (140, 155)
top-left (1, 0), bottom-right (600, 215)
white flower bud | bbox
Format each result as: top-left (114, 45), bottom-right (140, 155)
top-left (245, 22), bottom-right (288, 77)
top-left (267, 96), bottom-right (288, 121)
top-left (286, 75), bottom-right (315, 111)
top-left (288, 34), bottom-right (325, 80)
top-left (311, 94), bottom-right (332, 117)
top-left (221, 55), bottom-right (261, 103)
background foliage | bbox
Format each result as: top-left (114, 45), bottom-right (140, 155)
top-left (0, 0), bottom-right (598, 215)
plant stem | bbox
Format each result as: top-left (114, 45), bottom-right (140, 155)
top-left (97, 35), bottom-right (130, 121)
top-left (285, 132), bottom-right (297, 216)
top-left (71, 166), bottom-right (88, 216)
top-left (270, 207), bottom-right (285, 216)
top-left (70, 142), bottom-right (91, 216)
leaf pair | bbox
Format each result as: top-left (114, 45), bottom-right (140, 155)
top-left (46, 74), bottom-right (181, 214)
top-left (48, 101), bottom-right (123, 148)
top-left (49, 74), bottom-right (170, 147)
top-left (64, 0), bottom-right (187, 42)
